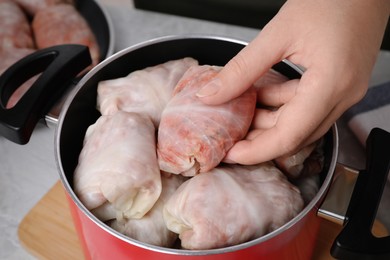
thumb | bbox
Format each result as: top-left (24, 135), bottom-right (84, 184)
top-left (196, 33), bottom-right (285, 105)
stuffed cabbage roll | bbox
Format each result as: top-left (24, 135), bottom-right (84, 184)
top-left (163, 163), bottom-right (304, 250)
top-left (0, 0), bottom-right (34, 50)
top-left (32, 4), bottom-right (100, 67)
top-left (108, 173), bottom-right (187, 247)
top-left (97, 57), bottom-right (198, 127)
top-left (13, 0), bottom-right (74, 16)
top-left (74, 111), bottom-right (161, 219)
top-left (157, 65), bottom-right (257, 176)
top-left (0, 48), bottom-right (38, 108)
top-left (274, 139), bottom-right (324, 178)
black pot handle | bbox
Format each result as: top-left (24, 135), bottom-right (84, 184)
top-left (331, 128), bottom-right (390, 259)
top-left (0, 44), bottom-right (91, 144)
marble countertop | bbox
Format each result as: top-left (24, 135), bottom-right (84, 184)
top-left (1, 1), bottom-right (389, 259)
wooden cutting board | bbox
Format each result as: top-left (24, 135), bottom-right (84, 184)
top-left (18, 181), bottom-right (388, 260)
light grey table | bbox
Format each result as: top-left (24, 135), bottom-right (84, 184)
top-left (1, 1), bottom-right (389, 259)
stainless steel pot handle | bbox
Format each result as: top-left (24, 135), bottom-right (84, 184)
top-left (330, 128), bottom-right (390, 259)
top-left (0, 45), bottom-right (91, 144)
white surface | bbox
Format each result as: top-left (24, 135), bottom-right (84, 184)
top-left (0, 125), bottom-right (58, 260)
top-left (1, 0), bottom-right (389, 259)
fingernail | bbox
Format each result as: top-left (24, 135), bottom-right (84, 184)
top-left (196, 79), bottom-right (221, 97)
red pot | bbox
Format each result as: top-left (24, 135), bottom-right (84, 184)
top-left (1, 35), bottom-right (389, 259)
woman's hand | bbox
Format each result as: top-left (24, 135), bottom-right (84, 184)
top-left (196, 0), bottom-right (389, 164)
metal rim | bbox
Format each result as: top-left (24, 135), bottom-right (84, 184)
top-left (94, 0), bottom-right (115, 60)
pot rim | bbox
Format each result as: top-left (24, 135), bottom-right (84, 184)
top-left (94, 0), bottom-right (116, 60)
top-left (55, 34), bottom-right (339, 255)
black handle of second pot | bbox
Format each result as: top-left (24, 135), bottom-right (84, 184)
top-left (331, 128), bottom-right (390, 259)
top-left (0, 44), bottom-right (91, 145)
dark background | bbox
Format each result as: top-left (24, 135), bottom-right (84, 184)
top-left (134, 0), bottom-right (390, 50)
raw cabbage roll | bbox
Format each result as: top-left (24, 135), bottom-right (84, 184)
top-left (32, 4), bottom-right (100, 67)
top-left (108, 173), bottom-right (187, 247)
top-left (74, 111), bottom-right (161, 219)
top-left (0, 48), bottom-right (37, 108)
top-left (97, 57), bottom-right (198, 127)
top-left (0, 0), bottom-right (34, 50)
top-left (163, 163), bottom-right (304, 249)
top-left (13, 0), bottom-right (74, 16)
top-left (274, 139), bottom-right (324, 178)
top-left (157, 65), bottom-right (257, 176)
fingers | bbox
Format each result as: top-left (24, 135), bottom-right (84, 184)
top-left (250, 79), bottom-right (298, 130)
top-left (251, 108), bottom-right (281, 129)
top-left (253, 69), bottom-right (289, 87)
top-left (224, 71), bottom-right (336, 164)
top-left (256, 79), bottom-right (299, 107)
top-left (224, 117), bottom-right (322, 165)
top-left (196, 31), bottom-right (286, 105)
